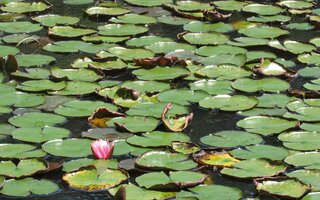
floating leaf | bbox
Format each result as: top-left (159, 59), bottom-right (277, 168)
top-left (239, 26), bottom-right (289, 39)
top-left (0, 21), bottom-right (42, 33)
top-left (242, 3), bottom-right (284, 15)
top-left (146, 42), bottom-right (196, 54)
top-left (33, 14), bottom-right (80, 27)
top-left (182, 32), bottom-right (229, 45)
top-left (124, 0), bottom-right (172, 7)
top-left (184, 21), bottom-right (234, 33)
top-left (9, 112), bottom-right (66, 128)
top-left (232, 78), bottom-right (290, 93)
top-left (0, 178), bottom-right (59, 197)
top-left (1, 2), bottom-right (51, 13)
top-left (16, 54), bottom-right (56, 67)
top-left (48, 81), bottom-right (100, 96)
top-left (62, 158), bottom-right (119, 173)
top-left (135, 151), bottom-right (197, 171)
top-left (42, 139), bottom-right (92, 158)
top-left (133, 67), bottom-right (189, 81)
top-left (279, 131), bottom-right (320, 151)
top-left (285, 152), bottom-right (320, 170)
top-left (85, 6), bottom-right (130, 16)
top-left (127, 131), bottom-right (189, 148)
top-left (190, 79), bottom-right (233, 95)
top-left (49, 26), bottom-right (96, 38)
top-left (107, 116), bottom-right (159, 133)
top-left (98, 24), bottom-right (148, 36)
top-left (236, 116), bottom-right (298, 136)
top-left (221, 159), bottom-right (286, 178)
top-left (12, 127), bottom-right (70, 143)
top-left (0, 144), bottom-right (46, 159)
top-left (199, 95), bottom-right (258, 111)
top-left (0, 159), bottom-right (46, 178)
top-left (200, 131), bottom-right (263, 148)
top-left (158, 89), bottom-right (208, 105)
top-left (195, 152), bottom-right (239, 167)
top-left (16, 80), bottom-right (66, 92)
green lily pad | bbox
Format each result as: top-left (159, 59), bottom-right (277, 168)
top-left (136, 171), bottom-right (207, 189)
top-left (12, 68), bottom-right (51, 80)
top-left (63, 0), bottom-right (94, 5)
top-left (125, 0), bottom-right (173, 7)
top-left (158, 89), bottom-right (208, 105)
top-left (199, 95), bottom-right (258, 111)
top-left (255, 178), bottom-right (309, 199)
top-left (1, 34), bottom-right (39, 44)
top-left (278, 0), bottom-right (313, 9)
top-left (110, 13), bottom-right (156, 24)
top-left (0, 124), bottom-right (15, 140)
top-left (184, 21), bottom-right (234, 33)
top-left (0, 178), bottom-right (59, 197)
top-left (16, 54), bottom-right (56, 67)
top-left (0, 159), bottom-right (46, 178)
top-left (170, 1), bottom-right (212, 11)
top-left (221, 159), bottom-right (286, 178)
top-left (1, 2), bottom-right (50, 13)
top-left (199, 54), bottom-right (247, 67)
top-left (285, 152), bottom-right (320, 170)
top-left (82, 35), bottom-right (129, 43)
top-left (228, 37), bottom-right (270, 47)
top-left (126, 36), bottom-right (173, 47)
top-left (146, 42), bottom-right (196, 54)
top-left (108, 47), bottom-right (155, 61)
top-left (90, 60), bottom-right (127, 71)
top-left (0, 21), bottom-right (42, 33)
top-left (299, 53), bottom-right (320, 65)
top-left (85, 6), bottom-right (130, 16)
top-left (98, 24), bottom-right (148, 36)
top-left (9, 112), bottom-right (66, 128)
top-left (133, 67), bottom-right (190, 81)
top-left (182, 32), bottom-right (229, 45)
top-left (286, 22), bottom-right (314, 30)
top-left (190, 79), bottom-right (233, 95)
top-left (109, 184), bottom-right (175, 200)
top-left (196, 64), bottom-right (251, 80)
top-left (127, 131), bottom-right (189, 147)
top-left (238, 108), bottom-right (287, 117)
top-left (0, 45), bottom-right (19, 57)
top-left (127, 102), bottom-right (188, 118)
top-left (121, 81), bottom-right (170, 93)
top-left (33, 14), bottom-right (80, 27)
top-left (195, 44), bottom-right (247, 57)
top-left (176, 184), bottom-right (243, 200)
top-left (54, 100), bottom-right (116, 117)
top-left (0, 143), bottom-right (46, 159)
top-left (247, 15), bottom-right (291, 23)
top-left (63, 168), bottom-right (128, 191)
top-left (236, 116), bottom-right (298, 136)
top-left (213, 1), bottom-right (247, 11)
top-left (283, 40), bottom-right (316, 54)
top-left (16, 80), bottom-right (66, 92)
top-left (200, 131), bottom-right (262, 148)
top-left (62, 158), bottom-right (119, 173)
top-left (287, 170), bottom-right (320, 191)
top-left (43, 40), bottom-right (87, 53)
top-left (157, 16), bottom-right (193, 25)
top-left (299, 67), bottom-right (320, 78)
top-left (107, 116), bottom-right (158, 133)
top-left (239, 26), bottom-right (289, 39)
top-left (257, 94), bottom-right (295, 108)
top-left (51, 67), bottom-right (104, 82)
top-left (279, 131), bottom-right (320, 151)
top-left (42, 138), bottom-right (92, 158)
top-left (232, 78), bottom-right (290, 92)
top-left (12, 127), bottom-right (70, 143)
top-left (230, 145), bottom-right (289, 161)
top-left (135, 151), bottom-right (197, 171)
top-left (113, 140), bottom-right (153, 156)
top-left (242, 3), bottom-right (284, 15)
top-left (48, 81), bottom-right (100, 96)
top-left (49, 26), bottom-right (96, 38)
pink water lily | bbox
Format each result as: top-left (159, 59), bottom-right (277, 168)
top-left (91, 139), bottom-right (114, 159)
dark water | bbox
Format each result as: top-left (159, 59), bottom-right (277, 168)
top-left (0, 0), bottom-right (319, 199)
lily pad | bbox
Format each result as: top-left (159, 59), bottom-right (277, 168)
top-left (51, 67), bottom-right (104, 82)
top-left (136, 171), bottom-right (207, 189)
top-left (255, 178), bottom-right (309, 199)
top-left (9, 112), bottom-right (66, 128)
top-left (113, 140), bottom-right (152, 157)
top-left (12, 127), bottom-right (70, 143)
top-left (110, 13), bottom-right (156, 24)
top-left (1, 2), bottom-right (50, 13)
top-left (230, 145), bottom-right (289, 161)
top-left (176, 184), bottom-right (243, 200)
top-left (279, 131), bottom-right (320, 151)
top-left (98, 24), bottom-right (148, 36)
top-left (135, 151), bottom-right (197, 171)
top-left (200, 131), bottom-right (263, 148)
top-left (199, 95), bottom-right (258, 111)
top-left (199, 54), bottom-right (247, 67)
top-left (16, 80), bottom-right (66, 92)
top-left (16, 54), bottom-right (56, 67)
top-left (107, 116), bottom-right (158, 133)
top-left (33, 14), bottom-right (80, 27)
top-left (63, 168), bottom-right (128, 191)
top-left (126, 36), bottom-right (173, 47)
top-left (196, 64), bottom-right (251, 80)
top-left (146, 42), bottom-right (196, 54)
top-left (133, 67), bottom-right (190, 81)
top-left (12, 68), bottom-right (51, 80)
top-left (0, 178), bottom-right (59, 197)
top-left (108, 47), bottom-right (155, 61)
top-left (49, 26), bottom-right (96, 38)
top-left (0, 45), bottom-right (19, 57)
top-left (124, 0), bottom-right (172, 7)
top-left (190, 79), bottom-right (233, 95)
top-left (0, 21), bottom-right (42, 33)
top-left (0, 159), bottom-right (46, 178)
top-left (48, 81), bottom-right (100, 96)
top-left (126, 131), bottom-right (189, 147)
top-left (182, 32), bottom-right (229, 45)
top-left (232, 78), bottom-right (290, 92)
top-left (236, 116), bottom-right (298, 136)
top-left (0, 143), bottom-right (46, 159)
top-left (242, 3), bottom-right (284, 15)
top-left (62, 158), bottom-right (119, 173)
top-left (288, 170), bottom-right (320, 191)
top-left (239, 26), bottom-right (289, 39)
top-left (158, 89), bottom-right (208, 105)
top-left (213, 1), bottom-right (247, 11)
top-left (42, 138), bottom-right (92, 158)
top-left (184, 21), bottom-right (234, 33)
top-left (285, 152), bottom-right (320, 170)
top-left (196, 152), bottom-right (239, 167)
top-left (85, 6), bottom-right (130, 16)
top-left (221, 159), bottom-right (286, 178)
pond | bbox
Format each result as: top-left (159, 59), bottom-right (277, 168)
top-left (0, 0), bottom-right (319, 199)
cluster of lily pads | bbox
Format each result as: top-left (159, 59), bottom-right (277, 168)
top-left (0, 0), bottom-right (320, 199)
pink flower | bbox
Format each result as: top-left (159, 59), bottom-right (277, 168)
top-left (91, 139), bottom-right (114, 159)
